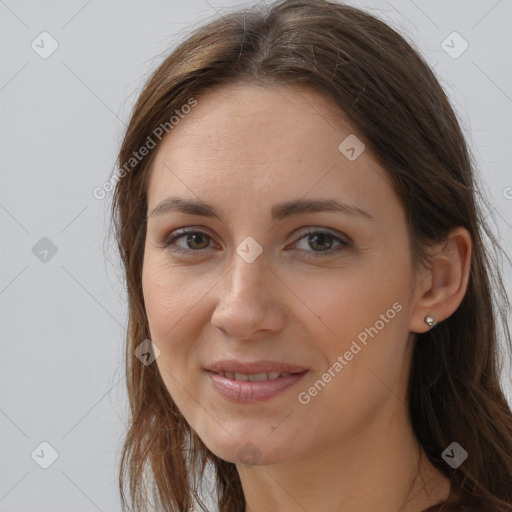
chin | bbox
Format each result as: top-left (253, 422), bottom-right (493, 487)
top-left (200, 432), bottom-right (296, 467)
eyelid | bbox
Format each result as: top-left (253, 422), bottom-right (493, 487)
top-left (162, 227), bottom-right (219, 250)
top-left (162, 226), bottom-right (352, 256)
top-left (293, 226), bottom-right (351, 244)
top-left (289, 227), bottom-right (351, 256)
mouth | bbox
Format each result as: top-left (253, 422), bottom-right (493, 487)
top-left (209, 370), bottom-right (299, 381)
top-left (205, 359), bottom-right (309, 375)
top-left (204, 367), bottom-right (309, 402)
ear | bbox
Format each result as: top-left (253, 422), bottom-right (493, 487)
top-left (409, 227), bottom-right (472, 334)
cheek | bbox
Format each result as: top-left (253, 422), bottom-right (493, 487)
top-left (142, 258), bottom-right (205, 413)
top-left (141, 257), bottom-right (200, 384)
top-left (142, 256), bottom-right (200, 336)
top-left (292, 256), bottom-right (413, 407)
top-left (294, 258), bottom-right (411, 348)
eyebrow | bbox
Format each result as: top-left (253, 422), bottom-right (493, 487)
top-left (148, 196), bottom-right (374, 221)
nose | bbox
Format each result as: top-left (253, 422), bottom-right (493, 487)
top-left (210, 253), bottom-right (286, 340)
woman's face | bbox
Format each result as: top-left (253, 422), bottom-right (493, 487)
top-left (142, 83), bottom-right (422, 465)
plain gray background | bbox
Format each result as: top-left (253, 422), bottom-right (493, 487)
top-left (1, 1), bottom-right (511, 511)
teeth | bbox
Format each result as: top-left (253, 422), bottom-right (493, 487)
top-left (218, 371), bottom-right (295, 381)
top-left (248, 373), bottom-right (269, 381)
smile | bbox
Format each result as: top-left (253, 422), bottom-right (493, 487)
top-left (205, 369), bottom-right (309, 402)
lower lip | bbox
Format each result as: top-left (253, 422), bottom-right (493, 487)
top-left (205, 370), bottom-right (309, 402)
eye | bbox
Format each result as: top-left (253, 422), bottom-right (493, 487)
top-left (163, 229), bottom-right (217, 255)
top-left (292, 228), bottom-right (351, 257)
top-left (162, 227), bottom-right (351, 257)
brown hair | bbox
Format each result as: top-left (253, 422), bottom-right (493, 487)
top-left (111, 1), bottom-right (512, 511)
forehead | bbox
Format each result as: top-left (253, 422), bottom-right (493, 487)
top-left (146, 83), bottom-right (394, 214)
top-left (152, 83), bottom-right (355, 163)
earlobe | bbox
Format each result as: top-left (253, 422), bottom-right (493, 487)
top-left (424, 315), bottom-right (437, 328)
top-left (409, 227), bottom-right (472, 334)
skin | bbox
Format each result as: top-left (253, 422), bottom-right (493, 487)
top-left (142, 83), bottom-right (472, 512)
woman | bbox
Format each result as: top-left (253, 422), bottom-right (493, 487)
top-left (112, 1), bottom-right (512, 510)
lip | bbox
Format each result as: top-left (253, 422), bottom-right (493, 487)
top-left (205, 359), bottom-right (309, 375)
top-left (205, 369), bottom-right (309, 402)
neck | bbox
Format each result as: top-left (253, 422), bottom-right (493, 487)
top-left (237, 397), bottom-right (450, 512)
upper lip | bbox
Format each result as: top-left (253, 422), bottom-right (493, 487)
top-left (206, 359), bottom-right (309, 375)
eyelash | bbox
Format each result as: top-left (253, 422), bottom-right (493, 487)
top-left (162, 227), bottom-right (351, 258)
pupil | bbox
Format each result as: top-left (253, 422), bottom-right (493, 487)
top-left (310, 233), bottom-right (331, 251)
top-left (189, 233), bottom-right (208, 249)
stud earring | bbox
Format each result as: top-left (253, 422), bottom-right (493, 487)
top-left (424, 315), bottom-right (437, 328)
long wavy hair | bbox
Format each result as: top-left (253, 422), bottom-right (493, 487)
top-left (111, 1), bottom-right (512, 510)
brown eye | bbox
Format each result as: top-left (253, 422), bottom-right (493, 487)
top-left (293, 229), bottom-right (351, 257)
top-left (164, 229), bottom-right (216, 254)
top-left (307, 233), bottom-right (334, 252)
top-left (181, 232), bottom-right (211, 250)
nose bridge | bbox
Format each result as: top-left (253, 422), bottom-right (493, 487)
top-left (224, 248), bottom-right (270, 303)
top-left (211, 247), bottom-right (284, 338)
top-left (223, 223), bottom-right (269, 293)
